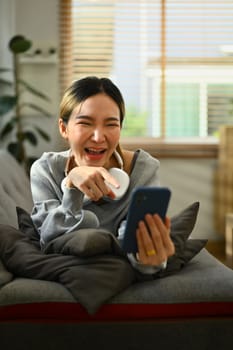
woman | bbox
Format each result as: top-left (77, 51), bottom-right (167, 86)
top-left (30, 76), bottom-right (174, 274)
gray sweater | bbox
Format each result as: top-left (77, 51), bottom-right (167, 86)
top-left (30, 149), bottom-right (160, 245)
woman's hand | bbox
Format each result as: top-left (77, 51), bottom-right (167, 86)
top-left (136, 214), bottom-right (175, 267)
top-left (67, 166), bottom-right (120, 201)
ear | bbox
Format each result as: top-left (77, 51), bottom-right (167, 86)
top-left (59, 118), bottom-right (68, 139)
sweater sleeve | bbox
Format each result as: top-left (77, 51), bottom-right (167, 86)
top-left (118, 220), bottom-right (166, 275)
top-left (30, 154), bottom-right (99, 245)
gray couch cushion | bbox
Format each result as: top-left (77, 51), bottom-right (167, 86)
top-left (1, 247), bottom-right (233, 309)
top-left (0, 277), bottom-right (75, 305)
top-left (111, 249), bottom-right (233, 304)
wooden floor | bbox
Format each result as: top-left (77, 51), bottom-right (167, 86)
top-left (206, 240), bottom-right (233, 269)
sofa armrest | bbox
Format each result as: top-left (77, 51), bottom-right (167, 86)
top-left (0, 150), bottom-right (33, 227)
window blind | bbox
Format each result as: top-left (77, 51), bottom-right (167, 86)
top-left (59, 0), bottom-right (233, 138)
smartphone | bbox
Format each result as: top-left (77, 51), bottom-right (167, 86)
top-left (121, 186), bottom-right (171, 254)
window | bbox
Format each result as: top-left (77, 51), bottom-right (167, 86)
top-left (59, 0), bottom-right (233, 138)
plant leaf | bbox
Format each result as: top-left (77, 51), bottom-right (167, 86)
top-left (9, 35), bottom-right (32, 54)
top-left (35, 126), bottom-right (51, 141)
top-left (27, 157), bottom-right (37, 169)
top-left (21, 102), bottom-right (52, 117)
top-left (0, 68), bottom-right (12, 73)
top-left (19, 79), bottom-right (51, 101)
top-left (7, 142), bottom-right (22, 162)
top-left (23, 131), bottom-right (38, 145)
top-left (0, 78), bottom-right (13, 87)
top-left (7, 142), bottom-right (18, 156)
top-left (0, 120), bottom-right (15, 138)
top-left (0, 96), bottom-right (17, 116)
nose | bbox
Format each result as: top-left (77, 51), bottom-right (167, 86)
top-left (92, 127), bottom-right (106, 142)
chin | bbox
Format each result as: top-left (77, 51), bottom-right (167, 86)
top-left (84, 159), bottom-right (106, 167)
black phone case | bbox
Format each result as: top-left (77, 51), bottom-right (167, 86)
top-left (122, 186), bottom-right (171, 254)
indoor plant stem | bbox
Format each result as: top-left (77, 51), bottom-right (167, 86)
top-left (13, 53), bottom-right (26, 167)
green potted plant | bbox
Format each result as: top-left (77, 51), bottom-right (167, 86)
top-left (0, 35), bottom-right (51, 173)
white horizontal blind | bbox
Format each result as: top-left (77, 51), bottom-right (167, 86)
top-left (59, 0), bottom-right (233, 138)
top-left (72, 3), bottom-right (114, 76)
top-left (60, 0), bottom-right (73, 92)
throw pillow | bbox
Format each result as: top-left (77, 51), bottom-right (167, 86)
top-left (159, 201), bottom-right (207, 276)
top-left (0, 259), bottom-right (13, 287)
top-left (16, 206), bottom-right (40, 247)
top-left (170, 201), bottom-right (200, 250)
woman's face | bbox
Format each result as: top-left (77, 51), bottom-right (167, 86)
top-left (59, 93), bottom-right (121, 168)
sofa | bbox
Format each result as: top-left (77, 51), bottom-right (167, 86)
top-left (0, 149), bottom-right (233, 350)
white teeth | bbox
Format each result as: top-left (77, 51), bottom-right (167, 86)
top-left (86, 148), bottom-right (105, 154)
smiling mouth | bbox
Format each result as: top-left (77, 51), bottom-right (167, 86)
top-left (85, 148), bottom-right (106, 155)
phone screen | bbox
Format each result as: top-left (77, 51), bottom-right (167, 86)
top-left (121, 186), bottom-right (171, 254)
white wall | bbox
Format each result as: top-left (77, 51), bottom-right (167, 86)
top-left (0, 0), bottom-right (60, 158)
top-left (0, 0), bottom-right (15, 68)
top-left (15, 0), bottom-right (59, 44)
top-left (159, 158), bottom-right (219, 241)
top-left (15, 0), bottom-right (60, 157)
